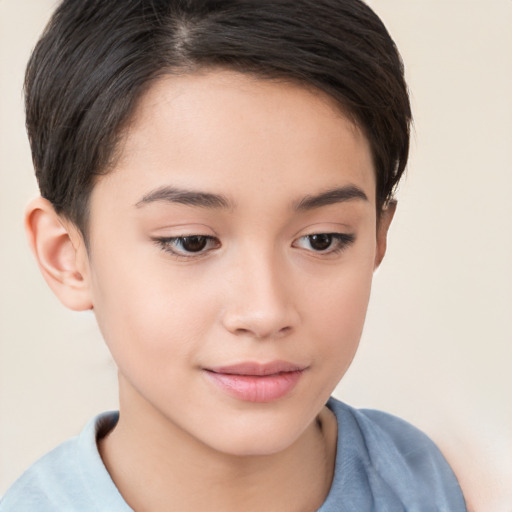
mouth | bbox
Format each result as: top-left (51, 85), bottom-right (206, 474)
top-left (203, 361), bottom-right (307, 403)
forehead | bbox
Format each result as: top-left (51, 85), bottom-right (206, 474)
top-left (96, 70), bottom-right (375, 210)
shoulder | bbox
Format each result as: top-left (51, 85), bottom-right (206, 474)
top-left (0, 436), bottom-right (84, 512)
top-left (322, 398), bottom-right (467, 512)
top-left (334, 399), bottom-right (445, 461)
top-left (0, 412), bottom-right (129, 512)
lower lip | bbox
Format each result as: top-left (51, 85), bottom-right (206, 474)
top-left (204, 370), bottom-right (303, 403)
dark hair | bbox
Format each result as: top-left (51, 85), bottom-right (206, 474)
top-left (25, 0), bottom-right (411, 235)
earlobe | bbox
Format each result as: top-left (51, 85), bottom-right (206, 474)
top-left (25, 197), bottom-right (93, 311)
top-left (374, 200), bottom-right (397, 270)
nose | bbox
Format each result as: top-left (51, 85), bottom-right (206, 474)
top-left (220, 249), bottom-right (300, 340)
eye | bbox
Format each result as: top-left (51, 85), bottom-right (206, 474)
top-left (293, 233), bottom-right (355, 254)
top-left (153, 235), bottom-right (220, 258)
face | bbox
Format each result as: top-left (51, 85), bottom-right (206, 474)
top-left (83, 70), bottom-right (384, 456)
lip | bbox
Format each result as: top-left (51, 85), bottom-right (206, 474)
top-left (203, 361), bottom-right (307, 403)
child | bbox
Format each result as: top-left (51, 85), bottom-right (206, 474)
top-left (1, 0), bottom-right (467, 510)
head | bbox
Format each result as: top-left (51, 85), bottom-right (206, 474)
top-left (25, 0), bottom-right (410, 236)
top-left (25, 0), bottom-right (411, 455)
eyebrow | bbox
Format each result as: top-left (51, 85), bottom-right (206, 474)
top-left (294, 185), bottom-right (368, 211)
top-left (135, 186), bottom-right (233, 209)
top-left (135, 184), bottom-right (368, 211)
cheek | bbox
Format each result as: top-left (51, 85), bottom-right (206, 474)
top-left (303, 250), bottom-right (375, 363)
top-left (313, 272), bottom-right (372, 339)
top-left (89, 248), bottom-right (217, 371)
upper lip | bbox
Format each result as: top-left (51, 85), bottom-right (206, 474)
top-left (206, 361), bottom-right (307, 376)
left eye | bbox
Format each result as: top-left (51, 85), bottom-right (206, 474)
top-left (293, 233), bottom-right (355, 253)
top-left (154, 235), bottom-right (220, 257)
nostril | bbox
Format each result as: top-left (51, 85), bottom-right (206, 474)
top-left (221, 288), bottom-right (299, 339)
top-left (231, 325), bottom-right (293, 340)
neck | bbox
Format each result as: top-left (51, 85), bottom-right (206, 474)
top-left (99, 382), bottom-right (337, 512)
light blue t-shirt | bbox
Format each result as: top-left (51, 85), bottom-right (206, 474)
top-left (0, 398), bottom-right (466, 511)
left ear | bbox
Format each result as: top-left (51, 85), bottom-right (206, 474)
top-left (25, 197), bottom-right (93, 311)
top-left (374, 200), bottom-right (397, 270)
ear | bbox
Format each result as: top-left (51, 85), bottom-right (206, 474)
top-left (374, 200), bottom-right (397, 270)
top-left (25, 197), bottom-right (93, 311)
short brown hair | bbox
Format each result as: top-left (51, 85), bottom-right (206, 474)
top-left (25, 0), bottom-right (411, 235)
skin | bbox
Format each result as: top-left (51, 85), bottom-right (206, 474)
top-left (26, 70), bottom-right (394, 511)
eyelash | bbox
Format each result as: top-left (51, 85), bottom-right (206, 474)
top-left (153, 232), bottom-right (355, 259)
top-left (293, 233), bottom-right (356, 255)
top-left (153, 235), bottom-right (220, 259)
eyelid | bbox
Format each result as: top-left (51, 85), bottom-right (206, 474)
top-left (149, 222), bottom-right (217, 237)
top-left (153, 234), bottom-right (221, 259)
top-left (292, 232), bottom-right (356, 255)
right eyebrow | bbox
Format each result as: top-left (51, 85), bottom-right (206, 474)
top-left (135, 186), bottom-right (234, 209)
top-left (294, 185), bottom-right (369, 211)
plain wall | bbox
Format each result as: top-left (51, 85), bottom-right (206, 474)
top-left (1, 1), bottom-right (511, 509)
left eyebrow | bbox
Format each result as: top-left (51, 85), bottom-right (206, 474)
top-left (294, 185), bottom-right (369, 211)
top-left (135, 186), bottom-right (233, 209)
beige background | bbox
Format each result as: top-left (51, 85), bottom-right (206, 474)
top-left (1, 0), bottom-right (511, 509)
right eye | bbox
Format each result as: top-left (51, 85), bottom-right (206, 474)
top-left (292, 232), bottom-right (355, 255)
top-left (153, 235), bottom-right (221, 258)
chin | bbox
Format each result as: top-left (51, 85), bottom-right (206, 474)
top-left (210, 432), bottom-right (298, 458)
top-left (195, 409), bottom-right (314, 458)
